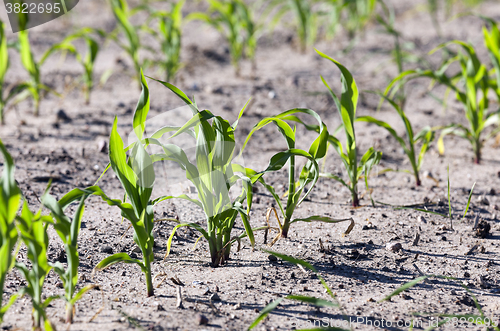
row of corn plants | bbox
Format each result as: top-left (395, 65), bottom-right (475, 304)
top-left (385, 17), bottom-right (500, 164)
top-left (0, 0), bottom-right (382, 122)
top-left (0, 52), bottom-right (371, 329)
top-left (0, 0), bottom-right (489, 122)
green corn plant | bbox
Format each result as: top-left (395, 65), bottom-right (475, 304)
top-left (342, 0), bottom-right (377, 38)
top-left (239, 107), bottom-right (353, 243)
top-left (482, 17), bottom-right (500, 102)
top-left (0, 140), bottom-right (21, 323)
top-left (41, 189), bottom-right (95, 324)
top-left (320, 0), bottom-right (343, 40)
top-left (51, 71), bottom-right (160, 296)
top-left (316, 50), bottom-right (381, 207)
top-left (41, 28), bottom-right (100, 104)
top-left (109, 0), bottom-right (143, 83)
top-left (18, 30), bottom-right (43, 117)
top-left (188, 0), bottom-right (258, 75)
top-left (386, 41), bottom-right (500, 164)
top-left (15, 202), bottom-right (57, 330)
top-left (265, 0), bottom-right (319, 52)
top-left (249, 249), bottom-right (348, 330)
top-left (142, 1), bottom-right (184, 82)
top-left (0, 21), bottom-right (29, 125)
top-left (143, 77), bottom-right (256, 267)
top-left (357, 93), bottom-right (434, 186)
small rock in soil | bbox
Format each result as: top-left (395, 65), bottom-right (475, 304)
top-left (418, 216), bottom-right (427, 224)
top-left (100, 245), bottom-right (113, 254)
top-left (489, 188), bottom-right (496, 195)
top-left (456, 295), bottom-right (475, 307)
top-left (97, 140), bottom-right (107, 153)
top-left (477, 196), bottom-right (490, 205)
top-left (56, 109), bottom-right (72, 122)
top-left (386, 242), bottom-right (402, 253)
top-left (233, 303), bottom-right (241, 310)
top-left (197, 314), bottom-right (209, 325)
top-left (268, 255), bottom-right (278, 262)
top-left (476, 275), bottom-right (488, 288)
top-left (474, 220), bottom-right (491, 238)
top-left (210, 293), bottom-right (221, 301)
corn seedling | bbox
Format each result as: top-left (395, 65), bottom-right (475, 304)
top-left (357, 93), bottom-right (434, 186)
top-left (56, 72), bottom-right (159, 296)
top-left (42, 189), bottom-right (95, 324)
top-left (386, 41), bottom-right (500, 164)
top-left (265, 0), bottom-right (319, 52)
top-left (319, 0), bottom-right (342, 40)
top-left (248, 249), bottom-right (348, 330)
top-left (240, 107), bottom-right (353, 243)
top-left (142, 1), bottom-right (184, 82)
top-left (188, 0), bottom-right (258, 75)
top-left (15, 201), bottom-right (57, 330)
top-left (317, 50), bottom-right (381, 207)
top-left (0, 140), bottom-right (21, 323)
top-left (17, 30), bottom-right (56, 117)
top-left (381, 274), bottom-right (500, 331)
top-left (342, 0), bottom-right (377, 38)
top-left (144, 77), bottom-right (256, 267)
top-left (0, 21), bottom-right (29, 125)
top-left (41, 28), bottom-right (100, 104)
top-left (109, 0), bottom-right (143, 83)
top-left (482, 17), bottom-right (500, 102)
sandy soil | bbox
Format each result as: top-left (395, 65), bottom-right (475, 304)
top-left (0, 0), bottom-right (499, 330)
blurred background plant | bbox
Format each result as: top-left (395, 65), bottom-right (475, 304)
top-left (188, 0), bottom-right (259, 76)
top-left (141, 1), bottom-right (184, 82)
top-left (41, 28), bottom-right (101, 104)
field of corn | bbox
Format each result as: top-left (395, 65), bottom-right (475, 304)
top-left (1, 0), bottom-right (500, 330)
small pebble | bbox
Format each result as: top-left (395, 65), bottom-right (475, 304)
top-left (477, 196), bottom-right (490, 206)
top-left (197, 314), bottom-right (209, 325)
top-left (418, 216), bottom-right (427, 224)
top-left (56, 109), bottom-right (72, 122)
top-left (386, 242), bottom-right (402, 253)
top-left (97, 140), bottom-right (107, 153)
top-left (100, 245), bottom-right (113, 254)
top-left (268, 255), bottom-right (278, 262)
top-left (210, 293), bottom-right (221, 302)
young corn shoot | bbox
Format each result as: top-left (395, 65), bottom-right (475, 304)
top-left (146, 77), bottom-right (255, 266)
top-left (109, 0), bottom-right (143, 84)
top-left (41, 28), bottom-right (100, 104)
top-left (342, 0), bottom-right (377, 38)
top-left (316, 49), bottom-right (382, 207)
top-left (265, 0), bottom-right (318, 52)
top-left (240, 108), bottom-right (353, 243)
top-left (142, 1), bottom-right (184, 82)
top-left (62, 71), bottom-right (158, 296)
top-left (15, 202), bottom-right (57, 330)
top-left (18, 30), bottom-right (43, 117)
top-left (42, 189), bottom-right (95, 324)
top-left (483, 17), bottom-right (500, 103)
top-left (188, 0), bottom-right (258, 75)
top-left (357, 93), bottom-right (434, 186)
top-left (0, 140), bottom-right (21, 323)
top-left (0, 21), bottom-right (28, 125)
top-left (386, 41), bottom-right (500, 164)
